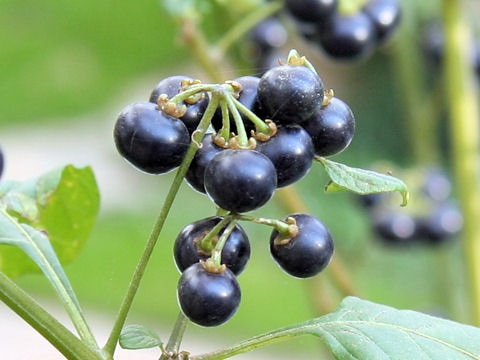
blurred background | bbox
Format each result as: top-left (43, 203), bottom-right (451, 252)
top-left (1, 0), bottom-right (480, 358)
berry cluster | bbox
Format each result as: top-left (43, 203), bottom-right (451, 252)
top-left (113, 50), bottom-right (357, 327)
top-left (359, 168), bottom-right (463, 246)
top-left (286, 0), bottom-right (402, 60)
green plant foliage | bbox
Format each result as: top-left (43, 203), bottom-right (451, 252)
top-left (0, 165), bottom-right (99, 277)
top-left (318, 157), bottom-right (409, 206)
top-left (192, 297), bottom-right (480, 360)
top-left (119, 324), bottom-right (163, 350)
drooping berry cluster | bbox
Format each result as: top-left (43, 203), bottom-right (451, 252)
top-left (113, 50), bottom-right (359, 327)
top-left (359, 168), bottom-right (463, 246)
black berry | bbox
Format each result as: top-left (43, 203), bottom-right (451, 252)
top-left (257, 65), bottom-right (324, 125)
top-left (113, 102), bottom-right (190, 174)
top-left (257, 125), bottom-right (314, 187)
top-left (422, 168), bottom-right (452, 202)
top-left (362, 0), bottom-right (401, 45)
top-left (204, 149), bottom-right (277, 213)
top-left (177, 263), bottom-right (241, 327)
top-left (0, 146), bottom-right (4, 180)
top-left (185, 134), bottom-right (224, 193)
top-left (270, 213), bottom-right (334, 278)
top-left (211, 76), bottom-right (260, 134)
top-left (318, 12), bottom-right (376, 60)
top-left (303, 97), bottom-right (355, 156)
top-left (285, 0), bottom-right (338, 23)
top-left (418, 203), bottom-right (463, 243)
top-left (373, 211), bottom-right (417, 245)
top-left (150, 75), bottom-right (208, 134)
top-left (250, 18), bottom-right (288, 52)
top-left (174, 217), bottom-right (250, 275)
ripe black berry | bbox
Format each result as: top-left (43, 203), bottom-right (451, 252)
top-left (422, 168), bottom-right (452, 202)
top-left (257, 65), bottom-right (324, 125)
top-left (177, 263), bottom-right (241, 327)
top-left (211, 76), bottom-right (260, 134)
top-left (362, 0), bottom-right (401, 45)
top-left (250, 18), bottom-right (288, 52)
top-left (113, 102), bottom-right (190, 174)
top-left (418, 203), bottom-right (463, 243)
top-left (285, 0), bottom-right (338, 23)
top-left (204, 150), bottom-right (277, 213)
top-left (185, 134), bottom-right (224, 193)
top-left (0, 146), bottom-right (4, 180)
top-left (373, 211), bottom-right (417, 245)
top-left (303, 97), bottom-right (355, 156)
top-left (149, 75), bottom-right (208, 134)
top-left (174, 217), bottom-right (250, 275)
top-left (257, 125), bottom-right (314, 187)
top-left (270, 214), bottom-right (334, 278)
top-left (318, 12), bottom-right (376, 59)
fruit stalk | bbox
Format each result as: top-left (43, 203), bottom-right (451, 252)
top-left (103, 95), bottom-right (220, 356)
top-left (442, 0), bottom-right (480, 326)
top-left (159, 312), bottom-right (189, 360)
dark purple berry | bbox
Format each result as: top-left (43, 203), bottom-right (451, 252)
top-left (0, 146), bottom-right (4, 180)
top-left (257, 125), bottom-right (314, 187)
top-left (211, 76), bottom-right (260, 135)
top-left (270, 214), bottom-right (334, 278)
top-left (177, 263), bottom-right (241, 327)
top-left (250, 18), bottom-right (288, 51)
top-left (174, 217), bottom-right (250, 275)
top-left (113, 102), bottom-right (190, 174)
top-left (185, 134), bottom-right (224, 193)
top-left (204, 150), bottom-right (277, 213)
top-left (373, 211), bottom-right (417, 245)
top-left (362, 0), bottom-right (401, 44)
top-left (318, 12), bottom-right (376, 60)
top-left (422, 168), bottom-right (452, 202)
top-left (149, 75), bottom-right (208, 134)
top-left (357, 193), bottom-right (383, 209)
top-left (303, 97), bottom-right (355, 156)
top-left (257, 65), bottom-right (324, 125)
top-left (285, 0), bottom-right (338, 23)
top-left (418, 203), bottom-right (463, 243)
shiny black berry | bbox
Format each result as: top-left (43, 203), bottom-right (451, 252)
top-left (114, 102), bottom-right (190, 174)
top-left (422, 168), bottom-right (452, 202)
top-left (257, 65), bottom-right (324, 125)
top-left (250, 18), bottom-right (288, 52)
top-left (270, 214), bottom-right (334, 278)
top-left (303, 97), bottom-right (355, 156)
top-left (418, 203), bottom-right (463, 243)
top-left (185, 134), bottom-right (224, 193)
top-left (177, 263), bottom-right (241, 327)
top-left (285, 0), bottom-right (338, 23)
top-left (373, 211), bottom-right (417, 245)
top-left (149, 75), bottom-right (208, 134)
top-left (257, 125), bottom-right (314, 187)
top-left (318, 12), bottom-right (376, 59)
top-left (174, 217), bottom-right (250, 275)
top-left (204, 150), bottom-right (277, 213)
top-left (357, 193), bottom-right (383, 209)
top-left (362, 0), bottom-right (401, 45)
top-left (211, 76), bottom-right (260, 134)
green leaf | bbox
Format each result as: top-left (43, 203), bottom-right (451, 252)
top-left (192, 297), bottom-right (480, 360)
top-left (119, 324), bottom-right (163, 350)
top-left (318, 157), bottom-right (409, 206)
top-left (0, 165), bottom-right (100, 277)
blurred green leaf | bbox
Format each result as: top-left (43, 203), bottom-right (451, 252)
top-left (195, 297), bottom-right (480, 360)
top-left (0, 165), bottom-right (100, 277)
top-left (120, 324), bottom-right (163, 350)
top-left (318, 157), bottom-right (409, 206)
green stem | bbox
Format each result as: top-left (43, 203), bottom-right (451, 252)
top-left (219, 99), bottom-right (231, 140)
top-left (442, 0), bottom-right (480, 326)
top-left (225, 94), bottom-right (249, 146)
top-left (103, 95), bottom-right (220, 357)
top-left (167, 84), bottom-right (217, 104)
top-left (0, 208), bottom-right (98, 349)
top-left (215, 1), bottom-right (283, 56)
top-left (159, 312), bottom-right (189, 360)
top-left (231, 97), bottom-right (271, 134)
top-left (389, 20), bottom-right (439, 164)
top-left (237, 214), bottom-right (293, 237)
top-left (211, 220), bottom-right (238, 269)
top-left (198, 215), bottom-right (234, 252)
top-left (0, 272), bottom-right (102, 360)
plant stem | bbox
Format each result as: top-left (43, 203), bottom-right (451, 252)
top-left (219, 99), bottom-right (231, 140)
top-left (198, 215), bottom-right (234, 252)
top-left (211, 220), bottom-right (238, 268)
top-left (442, 0), bottom-right (480, 326)
top-left (159, 312), bottom-right (189, 360)
top-left (231, 97), bottom-right (271, 134)
top-left (103, 95), bottom-right (220, 357)
top-left (226, 94), bottom-right (249, 146)
top-left (236, 214), bottom-right (293, 237)
top-left (215, 1), bottom-right (283, 56)
top-left (0, 271), bottom-right (102, 360)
